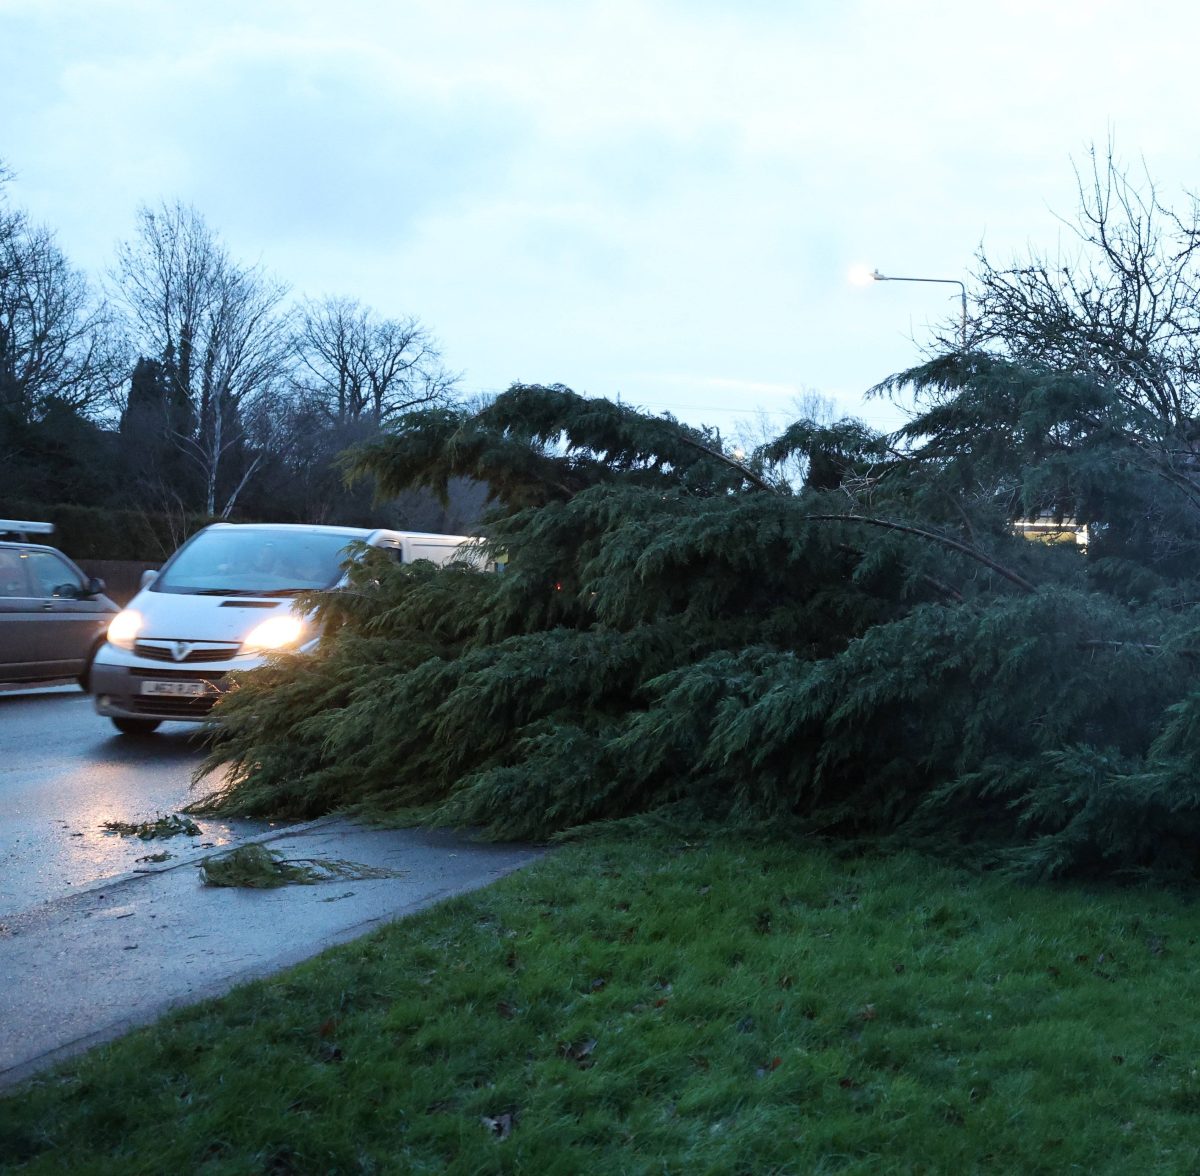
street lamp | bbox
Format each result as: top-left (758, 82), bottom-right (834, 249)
top-left (864, 268), bottom-right (968, 350)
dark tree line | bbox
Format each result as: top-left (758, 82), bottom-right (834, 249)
top-left (0, 165), bottom-right (480, 535)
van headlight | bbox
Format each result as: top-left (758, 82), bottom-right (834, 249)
top-left (241, 615), bottom-right (308, 653)
top-left (107, 609), bottom-right (142, 650)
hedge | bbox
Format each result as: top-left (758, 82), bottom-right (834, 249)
top-left (0, 502), bottom-right (214, 562)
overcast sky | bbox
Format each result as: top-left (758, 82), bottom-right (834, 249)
top-left (3, 0), bottom-right (1199, 441)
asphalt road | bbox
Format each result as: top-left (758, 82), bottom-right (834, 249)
top-left (0, 683), bottom-right (546, 1088)
top-left (0, 684), bottom-right (272, 916)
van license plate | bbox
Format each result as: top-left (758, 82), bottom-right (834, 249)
top-left (141, 680), bottom-right (211, 697)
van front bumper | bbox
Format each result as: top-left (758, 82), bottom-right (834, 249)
top-left (90, 644), bottom-right (262, 723)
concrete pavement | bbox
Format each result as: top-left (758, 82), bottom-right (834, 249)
top-left (0, 817), bottom-right (544, 1090)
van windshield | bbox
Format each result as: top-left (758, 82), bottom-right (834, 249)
top-left (153, 530), bottom-right (359, 596)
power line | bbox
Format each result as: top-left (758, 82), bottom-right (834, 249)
top-left (454, 387), bottom-right (804, 417)
top-left (635, 401), bottom-right (796, 416)
top-left (452, 386), bottom-right (903, 428)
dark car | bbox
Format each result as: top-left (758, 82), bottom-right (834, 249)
top-left (0, 521), bottom-right (119, 684)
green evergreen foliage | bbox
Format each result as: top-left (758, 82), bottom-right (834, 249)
top-left (197, 375), bottom-right (1200, 879)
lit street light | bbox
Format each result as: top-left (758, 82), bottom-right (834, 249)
top-left (851, 266), bottom-right (968, 350)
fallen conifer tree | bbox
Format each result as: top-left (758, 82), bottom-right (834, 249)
top-left (194, 364), bottom-right (1200, 879)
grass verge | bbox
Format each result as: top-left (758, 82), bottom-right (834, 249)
top-left (3, 833), bottom-right (1200, 1174)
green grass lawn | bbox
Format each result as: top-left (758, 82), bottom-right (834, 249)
top-left (4, 833), bottom-right (1200, 1174)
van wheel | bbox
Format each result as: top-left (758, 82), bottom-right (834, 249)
top-left (112, 718), bottom-right (161, 736)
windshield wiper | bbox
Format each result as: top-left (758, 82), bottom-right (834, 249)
top-left (159, 586), bottom-right (329, 597)
top-left (175, 588), bottom-right (278, 597)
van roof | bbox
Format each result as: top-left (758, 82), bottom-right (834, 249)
top-left (201, 523), bottom-right (474, 543)
top-left (205, 522), bottom-right (381, 537)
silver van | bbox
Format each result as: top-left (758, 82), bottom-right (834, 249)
top-left (89, 522), bottom-right (480, 734)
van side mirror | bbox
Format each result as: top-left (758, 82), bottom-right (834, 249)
top-left (84, 576), bottom-right (106, 598)
top-left (139, 569), bottom-right (159, 589)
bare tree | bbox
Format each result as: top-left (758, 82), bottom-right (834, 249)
top-left (944, 143), bottom-right (1200, 434)
top-left (113, 203), bottom-right (290, 516)
top-left (0, 166), bottom-right (123, 423)
top-left (734, 388), bottom-right (841, 492)
top-left (292, 295), bottom-right (456, 427)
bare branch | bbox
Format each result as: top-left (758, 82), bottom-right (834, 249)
top-left (112, 203), bottom-right (290, 513)
top-left (292, 296), bottom-right (455, 428)
top-left (805, 513), bottom-right (1037, 593)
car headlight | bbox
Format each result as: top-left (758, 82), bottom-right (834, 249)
top-left (241, 615), bottom-right (308, 654)
top-left (107, 609), bottom-right (142, 650)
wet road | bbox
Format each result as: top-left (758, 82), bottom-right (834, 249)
top-left (0, 686), bottom-right (547, 1087)
top-left (0, 685), bottom-right (272, 916)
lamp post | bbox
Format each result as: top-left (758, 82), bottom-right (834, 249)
top-left (868, 269), bottom-right (968, 350)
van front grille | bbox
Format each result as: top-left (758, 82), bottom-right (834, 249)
top-left (134, 641), bottom-right (241, 663)
top-left (130, 696), bottom-right (219, 715)
top-left (129, 695), bottom-right (220, 717)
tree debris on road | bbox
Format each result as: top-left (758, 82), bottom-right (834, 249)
top-left (198, 843), bottom-right (402, 889)
top-left (101, 814), bottom-right (202, 840)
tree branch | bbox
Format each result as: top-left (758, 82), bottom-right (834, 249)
top-left (805, 513), bottom-right (1037, 593)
